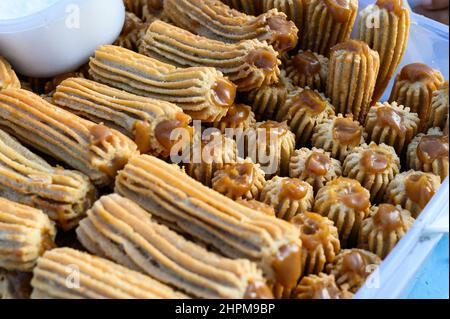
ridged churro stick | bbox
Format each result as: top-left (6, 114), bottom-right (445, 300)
top-left (0, 89), bottom-right (139, 187)
top-left (53, 77), bottom-right (192, 157)
top-left (0, 57), bottom-right (20, 91)
top-left (140, 20), bottom-right (281, 92)
top-left (89, 45), bottom-right (236, 122)
top-left (115, 154), bottom-right (302, 293)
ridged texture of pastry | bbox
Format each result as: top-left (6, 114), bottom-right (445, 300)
top-left (0, 57), bottom-right (20, 91)
top-left (282, 88), bottom-right (335, 146)
top-left (261, 0), bottom-right (304, 32)
top-left (184, 133), bottom-right (237, 187)
top-left (291, 212), bottom-right (340, 276)
top-left (123, 0), bottom-right (166, 22)
top-left (212, 158), bottom-right (266, 200)
top-left (326, 248), bottom-right (381, 293)
top-left (213, 104), bottom-right (256, 134)
top-left (0, 89), bottom-right (138, 187)
top-left (53, 77), bottom-right (192, 157)
top-left (343, 143), bottom-right (400, 203)
top-left (0, 129), bottom-right (97, 230)
top-left (292, 273), bottom-right (352, 299)
top-left (326, 40), bottom-right (380, 123)
top-left (358, 204), bottom-right (414, 259)
top-left (260, 177), bottom-right (314, 220)
top-left (221, 0), bottom-right (261, 16)
top-left (77, 194), bottom-right (273, 299)
top-left (0, 198), bottom-right (56, 272)
top-left (364, 101), bottom-right (420, 155)
top-left (429, 81), bottom-right (449, 131)
top-left (31, 248), bottom-right (188, 299)
top-left (289, 147), bottom-right (342, 193)
top-left (245, 71), bottom-right (293, 121)
top-left (164, 0), bottom-right (299, 53)
top-left (312, 114), bottom-right (366, 162)
top-left (384, 170), bottom-right (441, 218)
top-left (314, 177), bottom-right (371, 247)
top-left (140, 20), bottom-right (280, 92)
top-left (357, 0), bottom-right (410, 103)
top-left (407, 128), bottom-right (448, 182)
top-left (236, 199), bottom-right (276, 217)
top-left (389, 63), bottom-right (445, 131)
top-left (246, 121), bottom-right (296, 177)
top-left (301, 0), bottom-right (358, 56)
top-left (89, 45), bottom-right (236, 122)
top-left (0, 270), bottom-right (33, 299)
top-left (115, 154), bottom-right (302, 292)
top-left (284, 51), bottom-right (329, 92)
top-left (114, 12), bottom-right (149, 51)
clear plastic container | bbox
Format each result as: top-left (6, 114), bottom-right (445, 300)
top-left (354, 1), bottom-right (449, 299)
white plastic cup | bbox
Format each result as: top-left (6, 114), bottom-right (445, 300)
top-left (0, 0), bottom-right (125, 77)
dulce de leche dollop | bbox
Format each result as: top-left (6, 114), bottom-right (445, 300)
top-left (306, 152), bottom-right (332, 176)
top-left (333, 118), bottom-right (362, 146)
top-left (373, 204), bottom-right (403, 233)
top-left (405, 174), bottom-right (437, 209)
top-left (417, 135), bottom-right (449, 164)
top-left (291, 51), bottom-right (321, 76)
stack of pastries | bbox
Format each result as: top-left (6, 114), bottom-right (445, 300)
top-left (0, 0), bottom-right (448, 300)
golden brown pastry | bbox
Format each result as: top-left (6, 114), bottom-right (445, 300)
top-left (114, 12), bottom-right (149, 51)
top-left (213, 104), bottom-right (256, 134)
top-left (164, 0), bottom-right (299, 53)
top-left (282, 88), bottom-right (335, 146)
top-left (326, 40), bottom-right (380, 123)
top-left (407, 128), bottom-right (449, 182)
top-left (212, 158), bottom-right (266, 200)
top-left (260, 177), bottom-right (314, 220)
top-left (326, 248), bottom-right (381, 293)
top-left (0, 270), bottom-right (33, 299)
top-left (358, 204), bottom-right (415, 259)
top-left (123, 0), bottom-right (166, 22)
top-left (284, 51), bottom-right (329, 92)
top-left (236, 199), bottom-right (277, 217)
top-left (77, 194), bottom-right (273, 299)
top-left (30, 248), bottom-right (188, 299)
top-left (115, 154), bottom-right (302, 292)
top-left (292, 273), bottom-right (352, 299)
top-left (140, 20), bottom-right (280, 92)
top-left (246, 121), bottom-right (296, 176)
top-left (0, 57), bottom-right (20, 91)
top-left (289, 147), bottom-right (342, 193)
top-left (89, 45), bottom-right (236, 122)
top-left (0, 198), bottom-right (56, 272)
top-left (429, 81), bottom-right (449, 130)
top-left (384, 170), bottom-right (441, 218)
top-left (389, 63), bottom-right (445, 131)
top-left (184, 132), bottom-right (237, 187)
top-left (343, 143), bottom-right (401, 202)
top-left (261, 0), bottom-right (304, 32)
top-left (314, 177), bottom-right (371, 247)
top-left (312, 114), bottom-right (366, 162)
top-left (53, 77), bottom-right (192, 157)
top-left (291, 212), bottom-right (340, 276)
top-left (245, 71), bottom-right (293, 121)
top-left (0, 129), bottom-right (97, 230)
top-left (301, 0), bottom-right (358, 56)
top-left (364, 101), bottom-right (420, 154)
top-left (357, 0), bottom-right (410, 103)
top-left (0, 89), bottom-right (138, 187)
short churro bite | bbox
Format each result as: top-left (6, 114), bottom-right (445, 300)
top-left (284, 51), bottom-right (329, 92)
top-left (429, 81), bottom-right (449, 130)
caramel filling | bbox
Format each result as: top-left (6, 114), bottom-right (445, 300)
top-left (266, 16), bottom-right (298, 52)
top-left (155, 113), bottom-right (192, 156)
top-left (221, 104), bottom-right (250, 128)
top-left (405, 174), bottom-right (436, 209)
top-left (246, 48), bottom-right (278, 71)
top-left (306, 278), bottom-right (341, 299)
top-left (417, 135), bottom-right (449, 164)
top-left (134, 121), bottom-right (152, 154)
top-left (332, 39), bottom-right (369, 55)
top-left (341, 252), bottom-right (368, 278)
top-left (259, 120), bottom-right (289, 140)
top-left (324, 0), bottom-right (352, 23)
top-left (99, 156), bottom-right (130, 178)
top-left (335, 180), bottom-right (370, 211)
top-left (399, 63), bottom-right (438, 83)
top-left (374, 204), bottom-right (403, 233)
top-left (272, 244), bottom-right (302, 290)
top-left (244, 281), bottom-right (274, 299)
top-left (292, 89), bottom-right (327, 115)
top-left (89, 124), bottom-right (114, 146)
top-left (292, 51), bottom-right (321, 76)
top-left (332, 118), bottom-right (362, 146)
top-left (279, 179), bottom-right (308, 201)
top-left (361, 149), bottom-right (389, 174)
top-left (293, 213), bottom-right (331, 251)
top-left (306, 152), bottom-right (331, 176)
top-left (376, 0), bottom-right (406, 16)
top-left (218, 163), bottom-right (255, 198)
top-left (376, 106), bottom-right (406, 133)
top-left (211, 79), bottom-right (237, 108)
